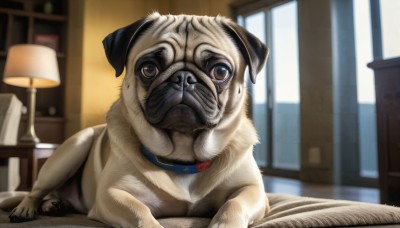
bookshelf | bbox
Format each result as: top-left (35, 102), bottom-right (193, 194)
top-left (0, 0), bottom-right (68, 143)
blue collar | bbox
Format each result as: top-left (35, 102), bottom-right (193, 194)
top-left (141, 146), bottom-right (212, 174)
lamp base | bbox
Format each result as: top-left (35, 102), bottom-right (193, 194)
top-left (19, 134), bottom-right (40, 144)
top-left (19, 86), bottom-right (40, 145)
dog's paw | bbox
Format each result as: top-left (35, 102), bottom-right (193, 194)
top-left (141, 224), bottom-right (164, 228)
top-left (136, 218), bottom-right (164, 228)
top-left (209, 216), bottom-right (246, 228)
top-left (40, 198), bottom-right (69, 216)
top-left (9, 206), bottom-right (38, 223)
top-left (209, 201), bottom-right (247, 228)
top-left (8, 196), bottom-right (42, 223)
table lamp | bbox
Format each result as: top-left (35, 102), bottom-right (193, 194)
top-left (2, 44), bottom-right (60, 144)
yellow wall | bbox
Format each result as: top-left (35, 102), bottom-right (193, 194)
top-left (66, 0), bottom-right (234, 137)
top-left (169, 0), bottom-right (234, 16)
top-left (66, 0), bottom-right (84, 137)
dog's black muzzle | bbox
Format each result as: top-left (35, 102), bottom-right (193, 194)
top-left (145, 70), bottom-right (219, 133)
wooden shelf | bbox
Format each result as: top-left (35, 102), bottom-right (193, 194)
top-left (19, 116), bottom-right (66, 144)
top-left (0, 8), bottom-right (67, 21)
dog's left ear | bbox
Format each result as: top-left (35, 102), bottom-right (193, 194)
top-left (223, 22), bottom-right (269, 84)
top-left (103, 18), bottom-right (155, 77)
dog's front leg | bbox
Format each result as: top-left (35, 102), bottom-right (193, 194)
top-left (9, 127), bottom-right (98, 222)
top-left (89, 188), bottom-right (163, 228)
top-left (209, 185), bottom-right (266, 228)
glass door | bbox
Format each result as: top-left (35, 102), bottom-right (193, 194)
top-left (238, 1), bottom-right (300, 176)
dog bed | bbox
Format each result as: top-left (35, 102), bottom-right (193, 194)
top-left (0, 192), bottom-right (399, 227)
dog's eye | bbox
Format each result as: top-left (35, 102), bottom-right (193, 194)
top-left (140, 63), bottom-right (159, 78)
top-left (210, 65), bottom-right (231, 81)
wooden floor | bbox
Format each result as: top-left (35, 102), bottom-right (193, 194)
top-left (263, 176), bottom-right (380, 204)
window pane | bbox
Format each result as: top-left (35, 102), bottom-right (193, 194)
top-left (244, 12), bottom-right (268, 167)
top-left (272, 2), bottom-right (299, 104)
top-left (353, 0), bottom-right (378, 178)
top-left (271, 1), bottom-right (300, 170)
top-left (380, 0), bottom-right (400, 59)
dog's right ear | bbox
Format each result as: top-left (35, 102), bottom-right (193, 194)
top-left (103, 18), bottom-right (155, 77)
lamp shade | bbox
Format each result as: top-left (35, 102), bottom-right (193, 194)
top-left (3, 44), bottom-right (60, 88)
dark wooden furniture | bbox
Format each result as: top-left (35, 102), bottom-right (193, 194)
top-left (368, 57), bottom-right (400, 206)
top-left (0, 143), bottom-right (57, 191)
top-left (18, 116), bottom-right (65, 144)
top-left (0, 0), bottom-right (68, 144)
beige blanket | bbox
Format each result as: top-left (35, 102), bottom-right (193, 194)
top-left (254, 194), bottom-right (400, 227)
top-left (0, 192), bottom-right (399, 227)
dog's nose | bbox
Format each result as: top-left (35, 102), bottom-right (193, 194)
top-left (169, 71), bottom-right (197, 88)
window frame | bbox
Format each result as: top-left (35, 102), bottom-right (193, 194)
top-left (231, 0), bottom-right (300, 179)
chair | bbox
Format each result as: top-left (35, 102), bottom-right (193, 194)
top-left (0, 94), bottom-right (22, 191)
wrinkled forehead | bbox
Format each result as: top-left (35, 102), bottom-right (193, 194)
top-left (129, 14), bottom-right (240, 65)
top-left (149, 14), bottom-right (231, 48)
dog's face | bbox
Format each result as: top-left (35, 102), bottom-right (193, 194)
top-left (103, 13), bottom-right (268, 161)
top-left (131, 18), bottom-right (235, 133)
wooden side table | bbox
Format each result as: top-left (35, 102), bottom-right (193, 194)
top-left (368, 57), bottom-right (400, 206)
top-left (0, 143), bottom-right (58, 191)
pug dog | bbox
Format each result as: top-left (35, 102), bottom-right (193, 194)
top-left (2, 12), bottom-right (269, 227)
